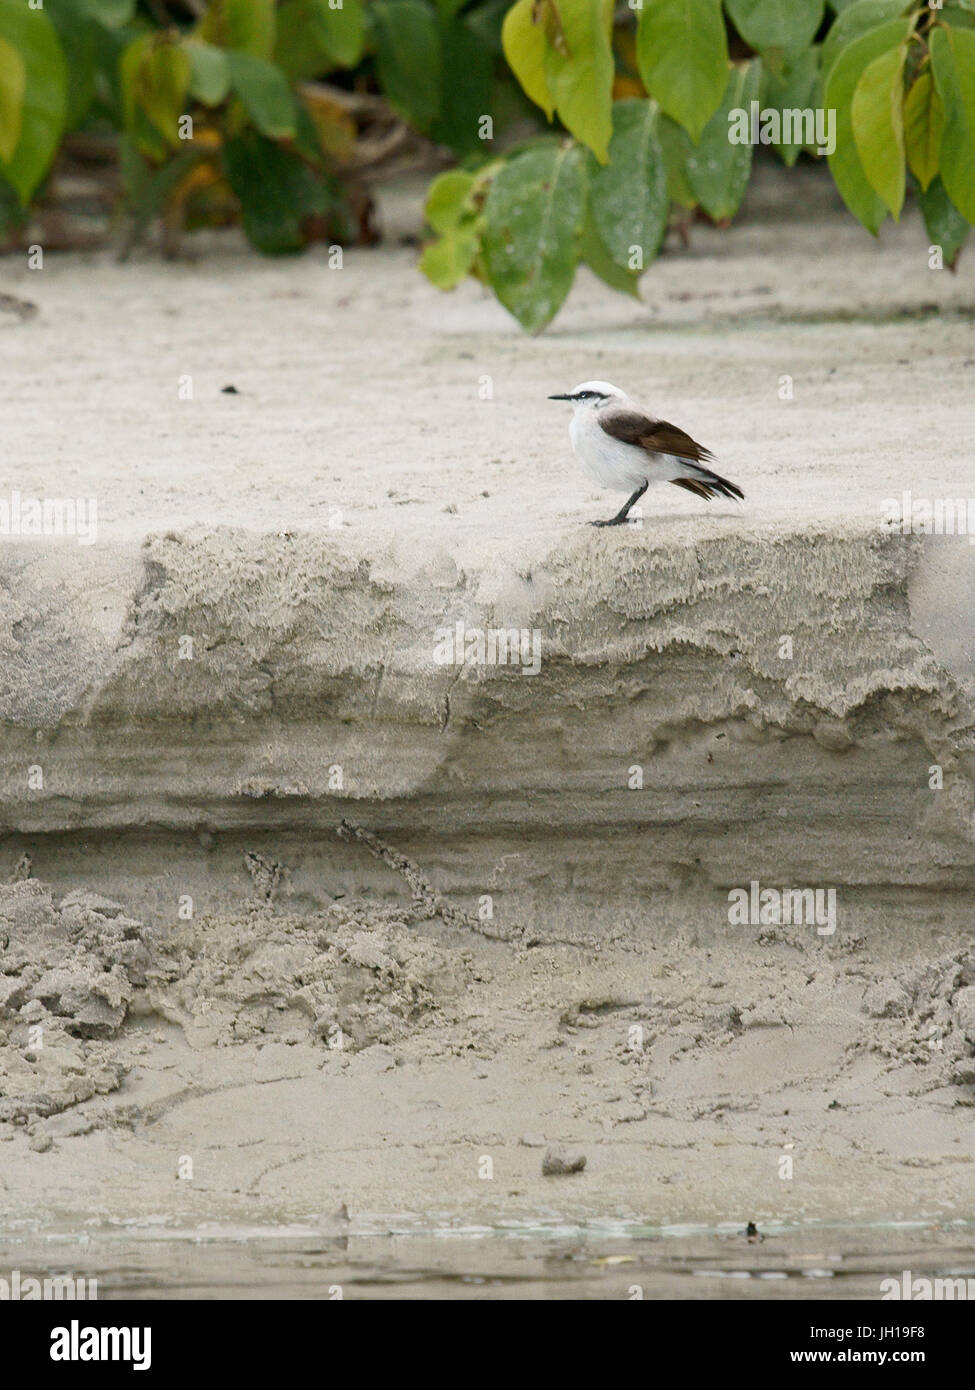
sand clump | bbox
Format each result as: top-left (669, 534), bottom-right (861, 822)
top-left (0, 876), bottom-right (472, 1134)
top-left (0, 880), bottom-right (150, 1124)
top-left (862, 947), bottom-right (975, 1088)
top-left (4, 877), bottom-right (974, 1134)
top-left (146, 896), bottom-right (472, 1051)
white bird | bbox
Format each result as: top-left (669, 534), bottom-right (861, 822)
top-left (549, 381), bottom-right (744, 526)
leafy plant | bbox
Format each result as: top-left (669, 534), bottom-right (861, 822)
top-left (0, 0), bottom-right (505, 253)
top-left (422, 0), bottom-right (975, 330)
top-left (0, 1), bottom-right (971, 329)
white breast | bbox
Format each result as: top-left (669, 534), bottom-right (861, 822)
top-left (569, 407), bottom-right (677, 493)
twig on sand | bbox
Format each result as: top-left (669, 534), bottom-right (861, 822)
top-left (337, 818), bottom-right (522, 943)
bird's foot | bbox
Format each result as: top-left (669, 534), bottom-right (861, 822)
top-left (590, 515), bottom-right (630, 528)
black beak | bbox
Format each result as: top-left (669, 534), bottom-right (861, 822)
top-left (548, 393), bottom-right (573, 401)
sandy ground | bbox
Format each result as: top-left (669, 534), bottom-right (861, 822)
top-left (1, 160), bottom-right (974, 1283)
top-left (2, 875), bottom-right (975, 1236)
top-left (1, 163), bottom-right (974, 551)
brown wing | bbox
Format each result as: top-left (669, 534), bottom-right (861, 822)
top-left (597, 406), bottom-right (714, 464)
top-left (671, 477), bottom-right (718, 500)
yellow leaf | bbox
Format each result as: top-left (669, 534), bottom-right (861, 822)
top-left (121, 35), bottom-right (191, 149)
top-left (502, 0), bottom-right (555, 120)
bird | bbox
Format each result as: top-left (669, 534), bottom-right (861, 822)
top-left (549, 381), bottom-right (744, 527)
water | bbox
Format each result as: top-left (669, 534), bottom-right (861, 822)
top-left (2, 1217), bottom-right (972, 1300)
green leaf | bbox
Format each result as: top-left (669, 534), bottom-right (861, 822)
top-left (0, 35), bottom-right (25, 163)
top-left (82, 0), bottom-right (135, 26)
top-left (0, 168), bottom-right (28, 236)
top-left (120, 35), bottom-right (148, 125)
top-left (918, 173), bottom-right (970, 269)
top-left (501, 0), bottom-right (554, 118)
top-left (590, 98), bottom-right (667, 267)
top-left (275, 0), bottom-right (327, 78)
top-left (821, 0), bottom-right (909, 87)
top-left (581, 212), bottom-right (641, 296)
top-left (370, 0), bottom-right (442, 132)
top-left (430, 18), bottom-right (494, 154)
top-left (227, 52), bottom-right (296, 138)
top-left (942, 4), bottom-right (975, 31)
top-left (276, 0), bottom-right (366, 75)
top-left (682, 60), bottom-right (761, 220)
top-left (904, 65), bottom-right (944, 191)
top-left (760, 46), bottom-right (819, 164)
top-left (223, 129), bottom-right (330, 252)
top-left (0, 0), bottom-right (68, 203)
top-left (656, 111), bottom-right (697, 206)
top-left (725, 0), bottom-right (824, 58)
top-left (44, 0), bottom-right (99, 131)
top-left (314, 0), bottom-right (366, 66)
top-left (483, 142), bottom-right (587, 332)
top-left (931, 24), bottom-right (975, 223)
top-left (425, 168), bottom-right (476, 230)
top-left (143, 44), bottom-right (190, 146)
top-left (420, 219), bottom-right (480, 287)
top-left (420, 160), bottom-right (502, 287)
top-left (85, 18), bottom-right (128, 121)
top-left (185, 40), bottom-right (230, 106)
top-left (824, 18), bottom-right (912, 232)
top-left (121, 36), bottom-right (191, 148)
top-left (851, 41), bottom-right (906, 218)
top-left (199, 0), bottom-right (276, 59)
top-left (542, 0), bottom-right (614, 162)
top-left (636, 0), bottom-right (728, 143)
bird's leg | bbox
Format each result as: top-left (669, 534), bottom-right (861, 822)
top-left (591, 482), bottom-right (648, 527)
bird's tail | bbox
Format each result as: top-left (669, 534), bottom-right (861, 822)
top-left (671, 469), bottom-right (744, 502)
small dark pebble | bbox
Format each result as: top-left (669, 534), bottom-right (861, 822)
top-left (542, 1145), bottom-right (586, 1176)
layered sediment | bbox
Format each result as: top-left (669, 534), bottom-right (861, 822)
top-left (2, 524), bottom-right (973, 903)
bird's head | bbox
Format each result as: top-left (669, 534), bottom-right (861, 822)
top-left (548, 381), bottom-right (625, 411)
